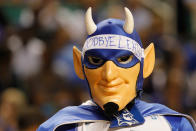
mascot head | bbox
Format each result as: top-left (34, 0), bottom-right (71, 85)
top-left (73, 7), bottom-right (155, 116)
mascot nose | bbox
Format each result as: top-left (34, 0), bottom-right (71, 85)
top-left (102, 61), bottom-right (118, 82)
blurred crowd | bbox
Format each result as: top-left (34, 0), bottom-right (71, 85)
top-left (0, 0), bottom-right (196, 130)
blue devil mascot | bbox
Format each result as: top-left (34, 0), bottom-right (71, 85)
top-left (38, 7), bottom-right (196, 131)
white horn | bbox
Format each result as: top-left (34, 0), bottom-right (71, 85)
top-left (85, 7), bottom-right (97, 35)
top-left (123, 7), bottom-right (134, 34)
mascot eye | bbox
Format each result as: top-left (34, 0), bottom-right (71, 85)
top-left (117, 55), bottom-right (133, 64)
top-left (88, 56), bottom-right (103, 65)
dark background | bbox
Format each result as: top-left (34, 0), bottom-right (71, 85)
top-left (0, 0), bottom-right (196, 130)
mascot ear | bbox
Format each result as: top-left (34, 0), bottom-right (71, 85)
top-left (73, 46), bottom-right (85, 80)
top-left (143, 43), bottom-right (155, 78)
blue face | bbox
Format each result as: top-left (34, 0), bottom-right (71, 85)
top-left (83, 49), bottom-right (140, 69)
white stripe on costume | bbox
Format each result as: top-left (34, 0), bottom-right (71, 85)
top-left (77, 115), bottom-right (171, 131)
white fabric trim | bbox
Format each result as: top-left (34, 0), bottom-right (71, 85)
top-left (76, 115), bottom-right (172, 131)
top-left (144, 113), bottom-right (196, 130)
top-left (53, 120), bottom-right (108, 131)
top-left (82, 34), bottom-right (144, 61)
top-left (81, 100), bottom-right (97, 106)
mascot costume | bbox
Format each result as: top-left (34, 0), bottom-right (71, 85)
top-left (38, 7), bottom-right (196, 131)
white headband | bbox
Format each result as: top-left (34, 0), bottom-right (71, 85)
top-left (82, 34), bottom-right (144, 61)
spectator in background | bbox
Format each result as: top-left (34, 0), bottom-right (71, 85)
top-left (0, 88), bottom-right (26, 131)
top-left (18, 107), bottom-right (45, 131)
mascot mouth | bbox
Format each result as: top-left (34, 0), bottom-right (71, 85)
top-left (103, 102), bottom-right (119, 119)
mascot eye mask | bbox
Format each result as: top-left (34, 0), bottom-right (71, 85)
top-left (83, 34), bottom-right (144, 69)
top-left (83, 49), bottom-right (139, 69)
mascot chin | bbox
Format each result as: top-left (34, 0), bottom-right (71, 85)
top-left (37, 7), bottom-right (196, 131)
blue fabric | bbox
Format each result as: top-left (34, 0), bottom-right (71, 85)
top-left (83, 49), bottom-right (139, 69)
top-left (37, 105), bottom-right (107, 131)
top-left (135, 99), bottom-right (178, 117)
top-left (110, 104), bottom-right (145, 128)
top-left (37, 100), bottom-right (194, 131)
top-left (55, 123), bottom-right (77, 131)
top-left (164, 116), bottom-right (194, 131)
top-left (136, 58), bottom-right (144, 91)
